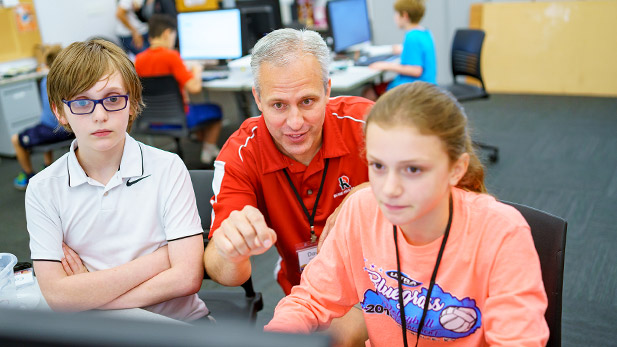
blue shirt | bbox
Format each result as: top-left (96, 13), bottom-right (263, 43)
top-left (39, 77), bottom-right (59, 129)
top-left (388, 28), bottom-right (437, 89)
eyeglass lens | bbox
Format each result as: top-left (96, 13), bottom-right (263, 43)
top-left (69, 96), bottom-right (127, 114)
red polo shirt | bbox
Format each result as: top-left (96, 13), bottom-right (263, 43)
top-left (209, 96), bottom-right (373, 294)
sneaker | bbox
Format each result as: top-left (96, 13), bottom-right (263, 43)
top-left (200, 144), bottom-right (220, 164)
top-left (14, 172), bottom-right (35, 191)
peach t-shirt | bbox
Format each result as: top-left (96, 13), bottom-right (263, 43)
top-left (266, 187), bottom-right (549, 346)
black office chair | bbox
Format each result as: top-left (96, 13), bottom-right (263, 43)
top-left (189, 169), bottom-right (264, 323)
top-left (502, 201), bottom-right (567, 347)
top-left (444, 29), bottom-right (499, 163)
top-left (133, 75), bottom-right (189, 159)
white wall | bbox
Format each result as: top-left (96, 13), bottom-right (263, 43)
top-left (34, 0), bottom-right (118, 47)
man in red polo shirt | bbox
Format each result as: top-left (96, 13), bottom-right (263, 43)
top-left (204, 28), bottom-right (373, 345)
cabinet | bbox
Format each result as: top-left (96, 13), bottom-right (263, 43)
top-left (0, 75), bottom-right (42, 156)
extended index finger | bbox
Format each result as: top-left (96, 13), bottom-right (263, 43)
top-left (243, 206), bottom-right (276, 247)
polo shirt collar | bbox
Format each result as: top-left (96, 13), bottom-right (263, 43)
top-left (67, 133), bottom-right (143, 187)
top-left (258, 106), bottom-right (351, 174)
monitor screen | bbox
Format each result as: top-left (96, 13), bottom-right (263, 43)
top-left (327, 0), bottom-right (372, 53)
top-left (178, 9), bottom-right (243, 60)
top-left (0, 308), bottom-right (331, 347)
top-left (235, 0), bottom-right (283, 55)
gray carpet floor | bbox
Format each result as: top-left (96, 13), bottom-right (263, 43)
top-left (1, 93), bottom-right (616, 345)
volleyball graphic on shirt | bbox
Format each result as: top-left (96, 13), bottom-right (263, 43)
top-left (439, 306), bottom-right (478, 333)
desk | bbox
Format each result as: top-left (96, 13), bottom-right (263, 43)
top-left (201, 67), bottom-right (384, 122)
top-left (13, 277), bottom-right (187, 325)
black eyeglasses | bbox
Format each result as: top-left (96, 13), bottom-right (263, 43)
top-left (62, 95), bottom-right (129, 115)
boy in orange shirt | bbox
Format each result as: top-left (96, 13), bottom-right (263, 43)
top-left (135, 14), bottom-right (222, 164)
top-left (266, 82), bottom-right (549, 346)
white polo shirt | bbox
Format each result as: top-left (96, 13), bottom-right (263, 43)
top-left (26, 133), bottom-right (207, 321)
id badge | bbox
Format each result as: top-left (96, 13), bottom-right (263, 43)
top-left (296, 241), bottom-right (318, 273)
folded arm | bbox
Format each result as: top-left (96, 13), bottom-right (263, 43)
top-left (99, 234), bottom-right (204, 310)
top-left (34, 245), bottom-right (170, 312)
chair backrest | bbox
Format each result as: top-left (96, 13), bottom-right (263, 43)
top-left (188, 169), bottom-right (259, 298)
top-left (190, 169), bottom-right (215, 232)
top-left (133, 75), bottom-right (189, 138)
top-left (502, 201), bottom-right (567, 347)
top-left (451, 29), bottom-right (486, 88)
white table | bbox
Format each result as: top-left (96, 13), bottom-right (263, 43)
top-left (14, 277), bottom-right (187, 325)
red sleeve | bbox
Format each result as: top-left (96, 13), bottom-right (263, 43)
top-left (208, 126), bottom-right (260, 239)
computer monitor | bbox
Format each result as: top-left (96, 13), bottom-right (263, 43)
top-left (326, 0), bottom-right (372, 53)
top-left (235, 0), bottom-right (283, 55)
top-left (177, 9), bottom-right (243, 60)
top-left (0, 308), bottom-right (331, 347)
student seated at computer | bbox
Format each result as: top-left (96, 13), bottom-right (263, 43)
top-left (364, 0), bottom-right (436, 101)
top-left (135, 14), bottom-right (223, 164)
top-left (26, 39), bottom-right (208, 321)
top-left (266, 82), bottom-right (549, 346)
top-left (11, 47), bottom-right (74, 190)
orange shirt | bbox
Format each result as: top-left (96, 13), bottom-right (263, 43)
top-left (266, 187), bottom-right (549, 346)
top-left (135, 46), bottom-right (193, 89)
top-left (209, 96), bottom-right (373, 294)
top-left (134, 47), bottom-right (193, 112)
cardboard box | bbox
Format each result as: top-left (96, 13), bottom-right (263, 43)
top-left (175, 0), bottom-right (218, 13)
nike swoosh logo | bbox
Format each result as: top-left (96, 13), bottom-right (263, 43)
top-left (126, 174), bottom-right (151, 186)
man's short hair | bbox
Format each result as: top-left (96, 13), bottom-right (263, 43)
top-left (47, 39), bottom-right (144, 132)
top-left (148, 14), bottom-right (177, 39)
top-left (250, 28), bottom-right (330, 97)
top-left (394, 0), bottom-right (426, 24)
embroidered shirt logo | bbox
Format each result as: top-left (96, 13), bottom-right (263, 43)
top-left (333, 175), bottom-right (353, 198)
top-left (126, 174), bottom-right (151, 186)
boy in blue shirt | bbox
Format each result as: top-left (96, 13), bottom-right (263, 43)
top-left (365, 0), bottom-right (436, 99)
top-left (11, 48), bottom-right (74, 190)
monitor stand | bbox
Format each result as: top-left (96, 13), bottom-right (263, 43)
top-left (203, 60), bottom-right (230, 71)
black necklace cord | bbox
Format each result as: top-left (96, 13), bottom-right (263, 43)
top-left (282, 158), bottom-right (330, 243)
top-left (394, 227), bottom-right (409, 347)
top-left (394, 196), bottom-right (453, 347)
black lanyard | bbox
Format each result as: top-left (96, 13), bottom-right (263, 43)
top-left (394, 196), bottom-right (453, 347)
top-left (282, 158), bottom-right (330, 243)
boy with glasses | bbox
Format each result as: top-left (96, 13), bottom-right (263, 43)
top-left (25, 39), bottom-right (209, 321)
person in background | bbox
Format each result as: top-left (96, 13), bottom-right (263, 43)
top-left (26, 39), bottom-right (208, 321)
top-left (11, 47), bottom-right (74, 190)
top-left (135, 14), bottom-right (223, 164)
top-left (266, 82), bottom-right (549, 346)
top-left (203, 28), bottom-right (374, 346)
top-left (364, 0), bottom-right (436, 100)
top-left (116, 0), bottom-right (150, 56)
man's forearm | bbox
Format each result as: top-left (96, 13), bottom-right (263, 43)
top-left (204, 241), bottom-right (252, 286)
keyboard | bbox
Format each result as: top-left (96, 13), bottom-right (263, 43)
top-left (201, 71), bottom-right (229, 81)
top-left (354, 54), bottom-right (398, 66)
